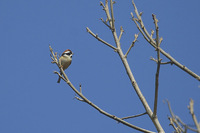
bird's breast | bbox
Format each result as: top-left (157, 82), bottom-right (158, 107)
top-left (60, 57), bottom-right (72, 70)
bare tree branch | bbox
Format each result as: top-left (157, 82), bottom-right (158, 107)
top-left (54, 71), bottom-right (67, 82)
top-left (118, 26), bottom-right (124, 42)
top-left (188, 99), bottom-right (200, 133)
top-left (87, 1), bottom-right (164, 132)
top-left (166, 100), bottom-right (184, 132)
top-left (175, 115), bottom-right (198, 132)
top-left (110, 0), bottom-right (115, 30)
top-left (132, 1), bottom-right (156, 47)
top-left (151, 30), bottom-right (154, 38)
top-left (49, 45), bottom-right (155, 133)
top-left (100, 18), bottom-right (112, 29)
top-left (124, 33), bottom-right (139, 58)
top-left (79, 84), bottom-right (82, 94)
top-left (100, 0), bottom-right (113, 29)
top-left (152, 14), bottom-right (161, 118)
top-left (74, 95), bottom-right (85, 102)
top-left (131, 12), bottom-right (152, 46)
top-left (150, 57), bottom-right (173, 65)
top-left (166, 100), bottom-right (200, 132)
top-left (131, 0), bottom-right (200, 81)
top-left (168, 117), bottom-right (181, 133)
top-left (50, 1), bottom-right (200, 132)
top-left (121, 112), bottom-right (147, 120)
top-left (86, 27), bottom-right (117, 50)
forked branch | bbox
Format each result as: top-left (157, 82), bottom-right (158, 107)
top-left (124, 33), bottom-right (139, 58)
top-left (168, 117), bottom-right (181, 133)
top-left (131, 0), bottom-right (200, 81)
top-left (87, 0), bottom-right (164, 132)
top-left (166, 100), bottom-right (198, 132)
top-left (166, 100), bottom-right (184, 132)
top-left (49, 45), bottom-right (154, 133)
top-left (86, 27), bottom-right (117, 51)
top-left (188, 99), bottom-right (200, 133)
top-left (152, 14), bottom-right (161, 118)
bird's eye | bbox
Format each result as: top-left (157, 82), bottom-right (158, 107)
top-left (63, 52), bottom-right (71, 56)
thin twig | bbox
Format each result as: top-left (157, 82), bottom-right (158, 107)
top-left (166, 100), bottom-right (198, 132)
top-left (151, 30), bottom-right (154, 38)
top-left (166, 100), bottom-right (184, 132)
top-left (87, 1), bottom-right (164, 132)
top-left (101, 0), bottom-right (113, 29)
top-left (159, 37), bottom-right (163, 46)
top-left (118, 26), bottom-right (124, 42)
top-left (121, 112), bottom-right (147, 120)
top-left (54, 71), bottom-right (67, 82)
top-left (86, 27), bottom-right (117, 50)
top-left (79, 84), bottom-right (82, 94)
top-left (49, 45), bottom-right (154, 133)
top-left (132, 1), bottom-right (156, 47)
top-left (188, 99), bottom-right (200, 133)
top-left (176, 116), bottom-right (198, 132)
top-left (160, 61), bottom-right (173, 65)
top-left (150, 57), bottom-right (173, 65)
top-left (131, 0), bottom-right (200, 81)
top-left (110, 0), bottom-right (115, 30)
top-left (100, 18), bottom-right (112, 29)
top-left (74, 95), bottom-right (85, 102)
top-left (131, 13), bottom-right (152, 46)
top-left (100, 1), bottom-right (164, 132)
top-left (49, 45), bottom-right (58, 62)
top-left (124, 33), bottom-right (139, 58)
top-left (168, 117), bottom-right (181, 133)
top-left (152, 14), bottom-right (161, 118)
top-left (100, 1), bottom-right (105, 9)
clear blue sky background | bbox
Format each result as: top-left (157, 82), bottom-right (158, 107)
top-left (0, 0), bottom-right (200, 133)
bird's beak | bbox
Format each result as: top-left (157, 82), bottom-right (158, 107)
top-left (71, 53), bottom-right (74, 58)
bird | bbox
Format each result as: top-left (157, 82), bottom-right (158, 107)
top-left (57, 49), bottom-right (73, 83)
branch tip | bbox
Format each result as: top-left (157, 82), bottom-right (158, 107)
top-left (86, 27), bottom-right (89, 32)
top-left (86, 27), bottom-right (117, 50)
top-left (100, 1), bottom-right (104, 7)
top-left (151, 30), bottom-right (154, 37)
top-left (79, 84), bottom-right (82, 93)
top-left (118, 26), bottom-right (124, 41)
top-left (74, 95), bottom-right (85, 102)
top-left (124, 33), bottom-right (139, 58)
top-left (51, 61), bottom-right (56, 64)
top-left (131, 12), bottom-right (134, 18)
top-left (54, 71), bottom-right (59, 74)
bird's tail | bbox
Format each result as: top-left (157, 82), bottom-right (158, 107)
top-left (57, 72), bottom-right (62, 83)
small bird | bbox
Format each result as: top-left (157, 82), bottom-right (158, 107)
top-left (57, 49), bottom-right (73, 83)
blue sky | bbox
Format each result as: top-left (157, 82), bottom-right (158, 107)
top-left (0, 0), bottom-right (200, 133)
